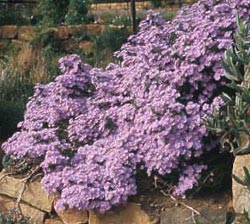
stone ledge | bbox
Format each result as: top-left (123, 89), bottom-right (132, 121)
top-left (18, 26), bottom-right (36, 41)
top-left (55, 208), bottom-right (88, 224)
top-left (0, 194), bottom-right (45, 224)
top-left (44, 218), bottom-right (63, 224)
top-left (0, 172), bottom-right (54, 212)
top-left (0, 25), bottom-right (18, 39)
top-left (89, 203), bottom-right (151, 224)
top-left (233, 154), bottom-right (250, 214)
top-left (0, 24), bottom-right (107, 42)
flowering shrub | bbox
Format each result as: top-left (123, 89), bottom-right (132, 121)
top-left (3, 55), bottom-right (139, 212)
top-left (3, 0), bottom-right (250, 213)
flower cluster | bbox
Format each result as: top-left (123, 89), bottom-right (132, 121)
top-left (3, 0), bottom-right (250, 213)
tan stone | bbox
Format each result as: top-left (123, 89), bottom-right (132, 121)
top-left (18, 26), bottom-right (36, 41)
top-left (44, 218), bottom-right (64, 224)
top-left (89, 203), bottom-right (150, 224)
top-left (55, 208), bottom-right (88, 224)
top-left (0, 194), bottom-right (45, 224)
top-left (0, 42), bottom-right (5, 48)
top-left (232, 154), bottom-right (250, 214)
top-left (67, 24), bottom-right (104, 36)
top-left (85, 24), bottom-right (105, 35)
top-left (11, 39), bottom-right (24, 45)
top-left (90, 2), bottom-right (151, 11)
top-left (0, 172), bottom-right (54, 212)
top-left (78, 41), bottom-right (94, 51)
top-left (67, 25), bottom-right (86, 37)
top-left (0, 25), bottom-right (18, 38)
top-left (56, 26), bottom-right (69, 40)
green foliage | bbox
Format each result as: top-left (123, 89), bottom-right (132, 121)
top-left (0, 209), bottom-right (30, 224)
top-left (30, 27), bottom-right (59, 49)
top-left (0, 101), bottom-right (24, 138)
top-left (36, 0), bottom-right (69, 26)
top-left (0, 3), bottom-right (33, 26)
top-left (206, 16), bottom-right (250, 156)
top-left (106, 15), bottom-right (131, 27)
top-left (87, 26), bottom-right (130, 66)
top-left (150, 0), bottom-right (162, 8)
top-left (65, 0), bottom-right (91, 25)
top-left (2, 154), bottom-right (13, 168)
top-left (244, 209), bottom-right (250, 223)
top-left (0, 43), bottom-right (61, 137)
top-left (36, 0), bottom-right (90, 26)
top-left (233, 166), bottom-right (250, 189)
top-left (97, 26), bottom-right (130, 52)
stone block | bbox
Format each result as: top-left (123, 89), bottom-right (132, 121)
top-left (0, 194), bottom-right (45, 224)
top-left (44, 218), bottom-right (64, 224)
top-left (11, 39), bottom-right (24, 45)
top-left (160, 207), bottom-right (227, 224)
top-left (89, 203), bottom-right (150, 224)
top-left (67, 25), bottom-right (86, 37)
top-left (78, 41), bottom-right (94, 52)
top-left (0, 25), bottom-right (18, 39)
top-left (85, 24), bottom-right (105, 35)
top-left (55, 26), bottom-right (69, 40)
top-left (0, 41), bottom-right (5, 48)
top-left (160, 207), bottom-right (193, 224)
top-left (18, 26), bottom-right (36, 41)
top-left (0, 172), bottom-right (54, 212)
top-left (55, 208), bottom-right (88, 224)
top-left (232, 154), bottom-right (250, 214)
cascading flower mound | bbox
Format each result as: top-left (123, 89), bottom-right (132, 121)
top-left (2, 55), bottom-right (139, 212)
top-left (2, 0), bottom-right (250, 213)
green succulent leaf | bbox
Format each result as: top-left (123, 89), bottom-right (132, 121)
top-left (232, 173), bottom-right (246, 186)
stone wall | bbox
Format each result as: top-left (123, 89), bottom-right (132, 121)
top-left (91, 1), bottom-right (151, 10)
top-left (0, 24), bottom-right (105, 42)
top-left (0, 24), bottom-right (107, 52)
top-left (90, 0), bottom-right (197, 11)
top-left (0, 172), bottom-right (151, 224)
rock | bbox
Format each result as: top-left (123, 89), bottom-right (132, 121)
top-left (233, 154), bottom-right (250, 214)
top-left (160, 207), bottom-right (193, 224)
top-left (78, 41), bottom-right (94, 52)
top-left (196, 208), bottom-right (226, 224)
top-left (233, 214), bottom-right (249, 224)
top-left (0, 42), bottom-right (5, 48)
top-left (44, 218), bottom-right (64, 224)
top-left (0, 172), bottom-right (54, 212)
top-left (85, 24), bottom-right (105, 35)
top-left (0, 25), bottom-right (18, 39)
top-left (89, 203), bottom-right (151, 224)
top-left (18, 26), bottom-right (36, 41)
top-left (55, 208), bottom-right (88, 224)
top-left (160, 207), bottom-right (227, 224)
top-left (67, 24), bottom-right (104, 37)
top-left (11, 39), bottom-right (24, 45)
top-left (67, 25), bottom-right (86, 37)
top-left (0, 194), bottom-right (45, 224)
top-left (55, 26), bottom-right (69, 40)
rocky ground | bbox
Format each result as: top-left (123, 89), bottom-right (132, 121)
top-left (0, 150), bottom-right (246, 224)
top-left (131, 191), bottom-right (234, 224)
top-left (0, 168), bottom-right (247, 224)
